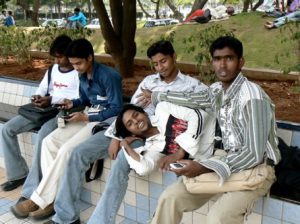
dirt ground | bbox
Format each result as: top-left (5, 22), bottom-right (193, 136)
top-left (0, 58), bottom-right (299, 123)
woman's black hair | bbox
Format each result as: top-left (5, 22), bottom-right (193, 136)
top-left (115, 104), bottom-right (145, 138)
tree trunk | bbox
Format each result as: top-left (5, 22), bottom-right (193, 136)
top-left (151, 0), bottom-right (160, 19)
top-left (137, 0), bottom-right (152, 18)
top-left (188, 0), bottom-right (208, 17)
top-left (164, 0), bottom-right (184, 21)
top-left (31, 0), bottom-right (40, 26)
top-left (87, 0), bottom-right (92, 20)
top-left (92, 0), bottom-right (137, 78)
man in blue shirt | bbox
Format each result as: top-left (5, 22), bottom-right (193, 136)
top-left (66, 7), bottom-right (87, 29)
top-left (11, 38), bottom-right (122, 222)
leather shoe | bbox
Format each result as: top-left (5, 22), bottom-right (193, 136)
top-left (10, 199), bottom-right (39, 219)
top-left (29, 203), bottom-right (55, 220)
top-left (0, 177), bottom-right (27, 191)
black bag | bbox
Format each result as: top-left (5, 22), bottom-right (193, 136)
top-left (18, 65), bottom-right (59, 125)
top-left (270, 137), bottom-right (300, 201)
top-left (85, 122), bottom-right (110, 182)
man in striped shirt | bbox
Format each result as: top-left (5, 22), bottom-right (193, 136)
top-left (147, 36), bottom-right (281, 224)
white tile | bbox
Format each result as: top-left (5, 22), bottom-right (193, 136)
top-left (3, 93), bottom-right (10, 104)
top-left (136, 178), bottom-right (149, 196)
top-left (10, 84), bottom-right (18, 95)
top-left (21, 96), bottom-right (30, 105)
top-left (245, 212), bottom-right (262, 224)
top-left (99, 168), bottom-right (110, 182)
top-left (0, 82), bottom-right (4, 93)
top-left (124, 190), bottom-right (136, 206)
top-left (89, 179), bottom-right (101, 194)
top-left (17, 85), bottom-right (24, 96)
top-left (127, 175), bottom-right (136, 191)
top-left (14, 95), bottom-right (23, 106)
top-left (149, 171), bottom-right (163, 184)
top-left (90, 191), bottom-right (100, 206)
top-left (0, 212), bottom-right (15, 223)
top-left (4, 83), bottom-right (12, 94)
top-left (103, 158), bottom-right (111, 169)
top-left (0, 92), bottom-right (4, 102)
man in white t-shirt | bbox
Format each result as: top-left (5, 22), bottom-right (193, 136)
top-left (0, 35), bottom-right (79, 198)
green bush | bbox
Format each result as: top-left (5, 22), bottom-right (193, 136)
top-left (0, 26), bottom-right (94, 66)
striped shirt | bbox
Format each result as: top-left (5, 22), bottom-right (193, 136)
top-left (152, 73), bottom-right (281, 182)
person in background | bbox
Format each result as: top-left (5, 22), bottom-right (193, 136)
top-left (264, 0), bottom-right (300, 29)
top-left (66, 7), bottom-right (87, 29)
top-left (1, 35), bottom-right (79, 195)
top-left (4, 11), bottom-right (15, 27)
top-left (0, 10), bottom-right (6, 25)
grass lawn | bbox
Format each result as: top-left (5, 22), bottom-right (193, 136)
top-left (89, 12), bottom-right (299, 72)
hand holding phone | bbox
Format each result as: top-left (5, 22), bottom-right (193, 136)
top-left (169, 163), bottom-right (186, 169)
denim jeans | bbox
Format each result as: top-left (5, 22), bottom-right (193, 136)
top-left (274, 10), bottom-right (300, 27)
top-left (88, 140), bottom-right (144, 224)
top-left (52, 134), bottom-right (143, 224)
top-left (52, 130), bottom-right (110, 223)
top-left (1, 115), bottom-right (57, 198)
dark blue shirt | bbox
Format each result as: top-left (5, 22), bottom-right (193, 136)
top-left (72, 61), bottom-right (123, 122)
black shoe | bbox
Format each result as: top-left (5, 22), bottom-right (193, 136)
top-left (71, 220), bottom-right (80, 224)
top-left (0, 177), bottom-right (27, 191)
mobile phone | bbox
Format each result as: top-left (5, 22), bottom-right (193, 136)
top-left (169, 163), bottom-right (186, 169)
top-left (61, 115), bottom-right (71, 119)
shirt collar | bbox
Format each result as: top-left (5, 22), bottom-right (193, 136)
top-left (223, 73), bottom-right (245, 104)
top-left (153, 71), bottom-right (184, 82)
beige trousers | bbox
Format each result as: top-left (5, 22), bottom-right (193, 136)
top-left (151, 165), bottom-right (276, 224)
top-left (30, 121), bottom-right (98, 209)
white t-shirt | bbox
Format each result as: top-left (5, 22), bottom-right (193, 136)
top-left (35, 64), bottom-right (80, 103)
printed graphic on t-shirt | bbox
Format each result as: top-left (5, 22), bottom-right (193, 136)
top-left (163, 115), bottom-right (187, 155)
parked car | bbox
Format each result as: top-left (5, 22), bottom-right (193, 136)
top-left (143, 18), bottom-right (179, 28)
top-left (41, 19), bottom-right (66, 27)
top-left (86, 18), bottom-right (100, 29)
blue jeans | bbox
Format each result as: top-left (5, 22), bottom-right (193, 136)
top-left (274, 10), bottom-right (300, 27)
top-left (52, 130), bottom-right (111, 223)
top-left (1, 115), bottom-right (57, 197)
top-left (52, 134), bottom-right (142, 224)
top-left (88, 140), bottom-right (143, 224)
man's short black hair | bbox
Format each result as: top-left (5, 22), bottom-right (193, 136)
top-left (65, 38), bottom-right (94, 60)
top-left (7, 11), bottom-right (12, 15)
top-left (115, 104), bottom-right (146, 138)
top-left (49, 34), bottom-right (72, 57)
top-left (147, 40), bottom-right (175, 58)
top-left (209, 36), bottom-right (243, 59)
top-left (1, 10), bottom-right (6, 14)
top-left (74, 7), bottom-right (80, 13)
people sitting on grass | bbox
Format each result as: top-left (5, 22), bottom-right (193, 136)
top-left (183, 5), bottom-right (235, 24)
top-left (113, 102), bottom-right (215, 176)
top-left (264, 0), bottom-right (300, 29)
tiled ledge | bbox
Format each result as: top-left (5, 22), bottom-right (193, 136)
top-left (0, 77), bottom-right (300, 223)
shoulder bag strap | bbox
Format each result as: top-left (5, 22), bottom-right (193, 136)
top-left (46, 65), bottom-right (54, 96)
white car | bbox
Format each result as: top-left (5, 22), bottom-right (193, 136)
top-left (143, 18), bottom-right (179, 28)
top-left (86, 18), bottom-right (100, 29)
top-left (41, 19), bottom-right (66, 27)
